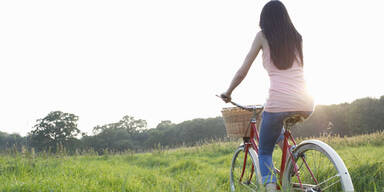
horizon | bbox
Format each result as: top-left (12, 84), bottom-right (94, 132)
top-left (1, 94), bottom-right (383, 136)
top-left (1, 0), bottom-right (384, 136)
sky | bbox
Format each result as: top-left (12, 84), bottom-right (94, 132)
top-left (1, 0), bottom-right (383, 136)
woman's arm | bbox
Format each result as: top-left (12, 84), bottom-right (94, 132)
top-left (222, 31), bottom-right (263, 102)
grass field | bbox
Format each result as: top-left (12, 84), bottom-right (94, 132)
top-left (1, 132), bottom-right (383, 192)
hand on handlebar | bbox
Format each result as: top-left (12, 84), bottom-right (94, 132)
top-left (219, 92), bottom-right (232, 103)
top-left (217, 93), bottom-right (263, 111)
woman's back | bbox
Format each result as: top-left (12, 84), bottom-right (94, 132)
top-left (260, 34), bottom-right (314, 112)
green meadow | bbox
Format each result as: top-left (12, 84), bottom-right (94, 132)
top-left (1, 132), bottom-right (383, 192)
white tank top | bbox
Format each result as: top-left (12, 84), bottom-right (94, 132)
top-left (262, 44), bottom-right (314, 112)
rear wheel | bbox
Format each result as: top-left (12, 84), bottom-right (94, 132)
top-left (230, 144), bottom-right (262, 192)
top-left (282, 140), bottom-right (354, 192)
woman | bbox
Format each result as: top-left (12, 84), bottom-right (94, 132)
top-left (221, 1), bottom-right (314, 191)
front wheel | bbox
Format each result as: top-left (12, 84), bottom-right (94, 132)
top-left (282, 139), bottom-right (354, 192)
top-left (230, 144), bottom-right (262, 192)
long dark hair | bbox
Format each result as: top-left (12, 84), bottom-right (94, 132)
top-left (259, 1), bottom-right (303, 70)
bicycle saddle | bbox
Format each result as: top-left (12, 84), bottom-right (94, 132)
top-left (283, 112), bottom-right (310, 128)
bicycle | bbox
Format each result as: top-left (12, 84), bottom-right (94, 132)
top-left (219, 97), bottom-right (354, 192)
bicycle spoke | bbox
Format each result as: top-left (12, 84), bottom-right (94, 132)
top-left (292, 174), bottom-right (341, 191)
top-left (230, 146), bottom-right (260, 192)
top-left (290, 151), bottom-right (338, 191)
top-left (320, 178), bottom-right (342, 191)
top-left (282, 142), bottom-right (351, 192)
top-left (315, 174), bottom-right (341, 189)
top-left (291, 183), bottom-right (316, 191)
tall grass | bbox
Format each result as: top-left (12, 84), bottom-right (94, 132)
top-left (0, 132), bottom-right (383, 191)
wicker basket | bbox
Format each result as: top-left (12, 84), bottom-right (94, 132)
top-left (221, 107), bottom-right (254, 138)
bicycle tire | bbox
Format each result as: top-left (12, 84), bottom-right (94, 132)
top-left (282, 139), bottom-right (354, 192)
top-left (230, 144), bottom-right (262, 192)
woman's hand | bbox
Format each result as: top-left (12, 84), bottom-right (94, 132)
top-left (220, 92), bottom-right (232, 103)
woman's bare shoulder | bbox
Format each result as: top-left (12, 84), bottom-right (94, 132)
top-left (256, 31), bottom-right (267, 43)
top-left (256, 31), bottom-right (267, 47)
top-left (256, 31), bottom-right (266, 39)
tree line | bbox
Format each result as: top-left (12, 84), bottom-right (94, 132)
top-left (1, 96), bottom-right (383, 154)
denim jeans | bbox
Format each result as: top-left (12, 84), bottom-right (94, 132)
top-left (258, 111), bottom-right (312, 185)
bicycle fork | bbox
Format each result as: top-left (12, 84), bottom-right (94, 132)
top-left (240, 144), bottom-right (250, 183)
top-left (239, 120), bottom-right (260, 184)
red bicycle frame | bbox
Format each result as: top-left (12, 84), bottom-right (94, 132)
top-left (216, 95), bottom-right (320, 190)
top-left (239, 116), bottom-right (319, 189)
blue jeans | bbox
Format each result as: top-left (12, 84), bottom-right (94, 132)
top-left (258, 111), bottom-right (312, 185)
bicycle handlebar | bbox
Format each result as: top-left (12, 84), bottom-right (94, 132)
top-left (216, 95), bottom-right (264, 112)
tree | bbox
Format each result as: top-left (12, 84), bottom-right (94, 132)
top-left (86, 115), bottom-right (147, 153)
top-left (156, 120), bottom-right (174, 130)
top-left (0, 131), bottom-right (25, 151)
top-left (92, 115), bottom-right (147, 135)
top-left (29, 111), bottom-right (80, 152)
